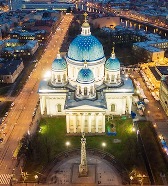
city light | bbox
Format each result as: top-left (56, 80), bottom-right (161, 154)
top-left (102, 142), bottom-right (106, 151)
top-left (44, 71), bottom-right (51, 79)
top-left (132, 126), bottom-right (136, 132)
top-left (65, 141), bottom-right (70, 149)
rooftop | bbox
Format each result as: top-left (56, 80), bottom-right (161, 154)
top-left (149, 66), bottom-right (168, 81)
top-left (0, 59), bottom-right (23, 75)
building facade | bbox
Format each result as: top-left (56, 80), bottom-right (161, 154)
top-left (160, 76), bottom-right (168, 116)
top-left (38, 16), bottom-right (134, 134)
top-left (0, 59), bottom-right (24, 83)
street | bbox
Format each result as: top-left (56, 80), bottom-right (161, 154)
top-left (0, 14), bottom-right (73, 184)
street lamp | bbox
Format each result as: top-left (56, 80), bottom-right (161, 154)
top-left (34, 175), bottom-right (38, 186)
top-left (130, 175), bottom-right (133, 185)
top-left (65, 141), bottom-right (70, 149)
top-left (147, 110), bottom-right (150, 120)
top-left (102, 142), bottom-right (106, 151)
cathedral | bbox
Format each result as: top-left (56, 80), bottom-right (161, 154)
top-left (38, 14), bottom-right (134, 134)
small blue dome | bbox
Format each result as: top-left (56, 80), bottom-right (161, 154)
top-left (52, 55), bottom-right (67, 71)
top-left (105, 57), bottom-right (120, 71)
top-left (77, 68), bottom-right (94, 84)
top-left (67, 35), bottom-right (105, 62)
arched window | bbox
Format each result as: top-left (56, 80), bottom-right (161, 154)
top-left (111, 104), bottom-right (115, 112)
top-left (97, 67), bottom-right (99, 77)
top-left (57, 75), bottom-right (61, 82)
top-left (84, 87), bottom-right (87, 96)
top-left (106, 74), bottom-right (109, 81)
top-left (79, 86), bottom-right (81, 94)
top-left (63, 74), bottom-right (66, 82)
top-left (111, 75), bottom-right (114, 82)
top-left (90, 86), bottom-right (93, 95)
top-left (57, 104), bottom-right (61, 112)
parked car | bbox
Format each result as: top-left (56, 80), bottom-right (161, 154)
top-left (0, 138), bottom-right (3, 143)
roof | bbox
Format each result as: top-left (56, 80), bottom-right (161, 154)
top-left (103, 77), bottom-right (134, 93)
top-left (38, 80), bottom-right (68, 93)
top-left (0, 59), bottom-right (23, 75)
top-left (65, 91), bottom-right (107, 110)
top-left (67, 34), bottom-right (105, 62)
top-left (156, 66), bottom-right (168, 76)
top-left (149, 66), bottom-right (168, 81)
top-left (149, 67), bottom-right (161, 81)
top-left (162, 76), bottom-right (168, 87)
top-left (77, 67), bottom-right (94, 84)
top-left (105, 55), bottom-right (120, 71)
top-left (38, 80), bottom-right (107, 109)
top-left (52, 56), bottom-right (67, 71)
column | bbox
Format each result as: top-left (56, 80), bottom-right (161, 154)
top-left (46, 98), bottom-right (50, 115)
top-left (138, 24), bottom-right (140, 30)
top-left (40, 96), bottom-right (45, 115)
top-left (126, 96), bottom-right (132, 114)
top-left (81, 113), bottom-right (85, 133)
top-left (96, 113), bottom-right (98, 133)
top-left (88, 114), bottom-right (92, 133)
top-left (73, 114), bottom-right (77, 133)
top-left (61, 75), bottom-right (63, 83)
top-left (102, 113), bottom-right (105, 133)
top-left (145, 26), bottom-right (147, 32)
top-left (66, 114), bottom-right (70, 133)
top-left (122, 98), bottom-right (126, 114)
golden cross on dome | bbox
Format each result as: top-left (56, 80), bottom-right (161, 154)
top-left (83, 12), bottom-right (88, 22)
top-left (84, 60), bottom-right (88, 67)
top-left (112, 47), bottom-right (115, 54)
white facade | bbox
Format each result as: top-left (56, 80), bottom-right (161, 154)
top-left (38, 17), bottom-right (134, 134)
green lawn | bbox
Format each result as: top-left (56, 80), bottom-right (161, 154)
top-left (23, 116), bottom-right (147, 180)
top-left (21, 116), bottom-right (168, 184)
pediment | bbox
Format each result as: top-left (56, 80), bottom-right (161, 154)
top-left (67, 105), bottom-right (104, 111)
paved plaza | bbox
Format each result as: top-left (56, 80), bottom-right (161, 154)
top-left (46, 154), bottom-right (123, 185)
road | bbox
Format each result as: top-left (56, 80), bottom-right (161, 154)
top-left (86, 3), bottom-right (168, 31)
top-left (0, 13), bottom-right (73, 184)
top-left (132, 70), bottom-right (168, 149)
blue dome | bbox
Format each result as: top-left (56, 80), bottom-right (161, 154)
top-left (105, 57), bottom-right (120, 71)
top-left (67, 35), bottom-right (105, 62)
top-left (77, 68), bottom-right (94, 84)
top-left (52, 56), bottom-right (67, 71)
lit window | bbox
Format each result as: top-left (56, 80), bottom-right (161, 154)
top-left (111, 104), bottom-right (115, 112)
top-left (57, 104), bottom-right (61, 112)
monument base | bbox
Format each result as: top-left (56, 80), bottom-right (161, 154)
top-left (71, 164), bottom-right (96, 184)
top-left (79, 164), bottom-right (88, 177)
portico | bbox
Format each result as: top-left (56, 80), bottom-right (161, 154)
top-left (66, 106), bottom-right (106, 134)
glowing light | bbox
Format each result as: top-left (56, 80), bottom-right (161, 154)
top-left (102, 142), bottom-right (106, 147)
top-left (130, 176), bottom-right (133, 180)
top-left (132, 126), bottom-right (136, 132)
top-left (159, 135), bottom-right (163, 140)
top-left (153, 123), bottom-right (157, 128)
top-left (125, 74), bottom-right (128, 78)
top-left (136, 90), bottom-right (140, 94)
top-left (66, 141), bottom-right (70, 146)
top-left (44, 71), bottom-right (51, 79)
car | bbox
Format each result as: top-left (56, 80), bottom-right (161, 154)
top-left (0, 138), bottom-right (3, 143)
